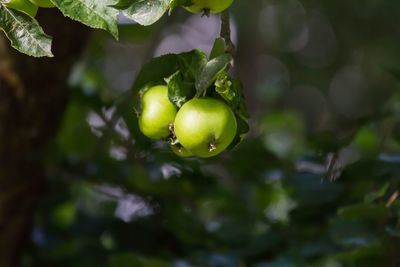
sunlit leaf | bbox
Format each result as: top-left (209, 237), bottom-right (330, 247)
top-left (0, 5), bottom-right (53, 57)
top-left (114, 0), bottom-right (170, 26)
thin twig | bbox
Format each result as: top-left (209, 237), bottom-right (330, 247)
top-left (326, 151), bottom-right (341, 181)
top-left (386, 191), bottom-right (399, 208)
top-left (220, 10), bottom-right (236, 56)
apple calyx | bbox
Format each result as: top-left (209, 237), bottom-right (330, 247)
top-left (208, 139), bottom-right (217, 152)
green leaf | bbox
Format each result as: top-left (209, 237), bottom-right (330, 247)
top-left (364, 183), bottom-right (389, 203)
top-left (177, 49), bottom-right (208, 81)
top-left (108, 253), bottom-right (171, 267)
top-left (215, 76), bottom-right (250, 150)
top-left (141, 258), bottom-right (171, 267)
top-left (133, 49), bottom-right (207, 93)
top-left (338, 203), bottom-right (388, 221)
top-left (210, 37), bottom-right (226, 60)
top-left (215, 75), bottom-right (234, 102)
top-left (114, 0), bottom-right (170, 26)
top-left (195, 53), bottom-right (232, 96)
top-left (108, 253), bottom-right (142, 267)
top-left (166, 71), bottom-right (195, 108)
top-left (227, 115), bottom-right (250, 150)
top-left (133, 53), bottom-right (180, 93)
top-left (165, 50), bottom-right (206, 107)
top-left (169, 0), bottom-right (193, 13)
top-left (112, 0), bottom-right (134, 9)
top-left (3, 0), bottom-right (38, 17)
top-left (333, 245), bottom-right (383, 262)
top-left (0, 5), bottom-right (53, 57)
top-left (51, 0), bottom-right (119, 39)
top-left (216, 77), bottom-right (249, 118)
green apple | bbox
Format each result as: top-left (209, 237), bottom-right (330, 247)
top-left (5, 0), bottom-right (38, 17)
top-left (139, 85), bottom-right (178, 140)
top-left (184, 0), bottom-right (234, 14)
top-left (174, 98), bottom-right (237, 158)
top-left (28, 0), bottom-right (54, 8)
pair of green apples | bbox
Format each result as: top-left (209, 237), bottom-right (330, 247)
top-left (5, 0), bottom-right (54, 17)
top-left (139, 85), bottom-right (237, 158)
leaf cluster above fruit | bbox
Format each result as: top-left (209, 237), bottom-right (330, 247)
top-left (0, 0), bottom-right (234, 57)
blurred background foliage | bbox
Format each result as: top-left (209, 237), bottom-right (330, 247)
top-left (22, 0), bottom-right (400, 266)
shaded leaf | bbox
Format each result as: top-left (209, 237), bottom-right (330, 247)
top-left (177, 48), bottom-right (207, 81)
top-left (216, 77), bottom-right (249, 119)
top-left (3, 0), bottom-right (38, 17)
top-left (166, 71), bottom-right (195, 108)
top-left (108, 253), bottom-right (142, 267)
top-left (364, 183), bottom-right (389, 203)
top-left (338, 203), bottom-right (388, 221)
top-left (169, 0), bottom-right (193, 10)
top-left (133, 53), bottom-right (180, 92)
top-left (227, 115), bottom-right (249, 150)
top-left (133, 50), bottom-right (207, 93)
top-left (210, 37), bottom-right (226, 60)
top-left (195, 53), bottom-right (232, 95)
top-left (333, 245), bottom-right (383, 262)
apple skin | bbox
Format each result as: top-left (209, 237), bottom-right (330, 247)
top-left (28, 0), bottom-right (54, 8)
top-left (139, 85), bottom-right (178, 140)
top-left (174, 98), bottom-right (237, 158)
top-left (184, 0), bottom-right (233, 14)
top-left (5, 0), bottom-right (38, 17)
top-left (171, 144), bottom-right (193, 157)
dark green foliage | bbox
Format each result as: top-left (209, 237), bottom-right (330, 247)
top-left (19, 0), bottom-right (400, 266)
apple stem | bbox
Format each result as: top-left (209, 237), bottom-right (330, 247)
top-left (202, 8), bottom-right (211, 17)
top-left (169, 123), bottom-right (175, 136)
top-left (168, 123), bottom-right (179, 145)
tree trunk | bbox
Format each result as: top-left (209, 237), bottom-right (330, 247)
top-left (0, 9), bottom-right (91, 267)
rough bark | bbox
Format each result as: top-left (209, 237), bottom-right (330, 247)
top-left (0, 9), bottom-right (91, 267)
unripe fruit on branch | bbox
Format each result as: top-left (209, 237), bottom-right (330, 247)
top-left (184, 0), bottom-right (233, 14)
top-left (174, 98), bottom-right (237, 158)
top-left (138, 85), bottom-right (178, 140)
